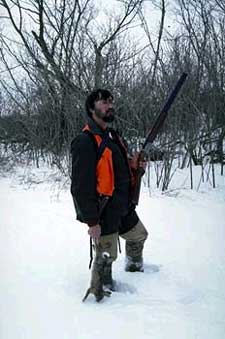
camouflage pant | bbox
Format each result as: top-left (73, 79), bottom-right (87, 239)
top-left (90, 219), bottom-right (148, 289)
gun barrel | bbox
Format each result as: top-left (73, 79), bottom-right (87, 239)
top-left (143, 72), bottom-right (188, 149)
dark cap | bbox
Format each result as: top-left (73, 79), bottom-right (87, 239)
top-left (85, 89), bottom-right (113, 117)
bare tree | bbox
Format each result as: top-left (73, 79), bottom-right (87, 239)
top-left (139, 0), bottom-right (166, 86)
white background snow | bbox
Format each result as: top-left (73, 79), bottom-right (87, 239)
top-left (1, 163), bottom-right (225, 339)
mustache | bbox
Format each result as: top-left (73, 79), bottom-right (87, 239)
top-left (106, 108), bottom-right (114, 114)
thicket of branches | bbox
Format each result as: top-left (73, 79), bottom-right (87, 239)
top-left (0, 0), bottom-right (224, 187)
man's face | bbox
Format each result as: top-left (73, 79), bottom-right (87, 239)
top-left (93, 97), bottom-right (114, 122)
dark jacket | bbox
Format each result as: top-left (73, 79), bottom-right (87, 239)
top-left (70, 118), bottom-right (138, 235)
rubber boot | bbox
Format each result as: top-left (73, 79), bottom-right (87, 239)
top-left (125, 240), bottom-right (145, 272)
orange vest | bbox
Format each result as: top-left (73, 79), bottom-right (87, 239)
top-left (83, 125), bottom-right (115, 196)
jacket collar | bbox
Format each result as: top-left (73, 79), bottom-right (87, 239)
top-left (86, 117), bottom-right (108, 136)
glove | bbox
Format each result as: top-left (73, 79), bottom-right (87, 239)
top-left (88, 224), bottom-right (101, 244)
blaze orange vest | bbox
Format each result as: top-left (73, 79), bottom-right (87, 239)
top-left (83, 125), bottom-right (115, 196)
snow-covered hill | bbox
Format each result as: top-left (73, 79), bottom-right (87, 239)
top-left (0, 164), bottom-right (225, 339)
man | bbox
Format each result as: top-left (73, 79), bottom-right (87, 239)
top-left (71, 89), bottom-right (148, 302)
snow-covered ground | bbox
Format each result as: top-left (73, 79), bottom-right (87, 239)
top-left (0, 163), bottom-right (225, 339)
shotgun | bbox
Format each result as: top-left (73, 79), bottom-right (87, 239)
top-left (131, 72), bottom-right (188, 205)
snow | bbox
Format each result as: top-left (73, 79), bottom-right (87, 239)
top-left (0, 164), bottom-right (225, 339)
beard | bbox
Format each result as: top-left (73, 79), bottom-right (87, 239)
top-left (95, 108), bottom-right (115, 123)
top-left (102, 114), bottom-right (115, 122)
